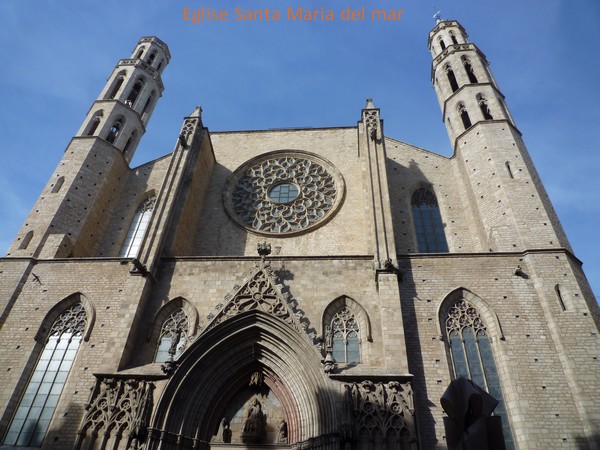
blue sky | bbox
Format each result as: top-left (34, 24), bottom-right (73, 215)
top-left (0, 0), bottom-right (598, 300)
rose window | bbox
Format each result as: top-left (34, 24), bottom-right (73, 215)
top-left (224, 151), bottom-right (345, 235)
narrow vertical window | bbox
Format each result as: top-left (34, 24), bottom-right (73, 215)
top-left (107, 73), bottom-right (125, 100)
top-left (155, 309), bottom-right (189, 363)
top-left (3, 303), bottom-right (87, 447)
top-left (19, 231), bottom-right (34, 250)
top-left (477, 94), bottom-right (494, 120)
top-left (458, 103), bottom-right (472, 129)
top-left (330, 307), bottom-right (360, 363)
top-left (445, 64), bottom-right (459, 92)
top-left (505, 161), bottom-right (514, 179)
top-left (126, 78), bottom-right (145, 106)
top-left (119, 195), bottom-right (156, 258)
top-left (51, 177), bottom-right (65, 194)
top-left (123, 130), bottom-right (138, 156)
top-left (411, 188), bottom-right (448, 253)
top-left (555, 284), bottom-right (566, 311)
top-left (449, 31), bottom-right (458, 45)
top-left (438, 36), bottom-right (446, 51)
top-left (141, 91), bottom-right (156, 119)
top-left (462, 57), bottom-right (478, 83)
top-left (445, 299), bottom-right (515, 450)
top-left (135, 47), bottom-right (145, 59)
top-left (105, 118), bottom-right (124, 145)
top-left (148, 51), bottom-right (157, 65)
top-left (85, 112), bottom-right (102, 136)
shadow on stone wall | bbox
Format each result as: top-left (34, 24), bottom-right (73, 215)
top-left (398, 261), bottom-right (440, 449)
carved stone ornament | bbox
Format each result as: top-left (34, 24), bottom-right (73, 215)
top-left (223, 150), bottom-right (345, 236)
top-left (342, 380), bottom-right (417, 446)
top-left (201, 260), bottom-right (318, 348)
top-left (74, 378), bottom-right (154, 450)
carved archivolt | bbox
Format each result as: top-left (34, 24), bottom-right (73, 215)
top-left (75, 378), bottom-right (154, 450)
top-left (342, 380), bottom-right (417, 446)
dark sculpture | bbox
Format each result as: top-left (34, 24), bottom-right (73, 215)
top-left (242, 398), bottom-right (265, 443)
top-left (441, 377), bottom-right (506, 450)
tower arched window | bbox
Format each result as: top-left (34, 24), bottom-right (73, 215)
top-left (462, 57), bottom-right (478, 83)
top-left (445, 64), bottom-right (459, 92)
top-left (107, 73), bottom-right (126, 100)
top-left (438, 36), bottom-right (446, 51)
top-left (458, 103), bottom-right (472, 129)
top-left (477, 94), bottom-right (494, 120)
top-left (123, 130), bottom-right (138, 156)
top-left (148, 51), bottom-right (157, 65)
top-left (126, 78), bottom-right (145, 106)
top-left (135, 47), bottom-right (145, 59)
top-left (155, 309), bottom-right (189, 363)
top-left (444, 298), bottom-right (515, 450)
top-left (329, 307), bottom-right (360, 363)
top-left (3, 302), bottom-right (87, 447)
top-left (85, 112), bottom-right (102, 136)
top-left (119, 195), bottom-right (156, 258)
top-left (142, 91), bottom-right (156, 118)
top-left (105, 118), bottom-right (124, 145)
top-left (411, 187), bottom-right (448, 253)
top-left (449, 31), bottom-right (458, 45)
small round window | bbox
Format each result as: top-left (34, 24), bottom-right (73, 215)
top-left (268, 182), bottom-right (299, 204)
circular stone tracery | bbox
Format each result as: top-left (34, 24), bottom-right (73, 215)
top-left (224, 151), bottom-right (345, 235)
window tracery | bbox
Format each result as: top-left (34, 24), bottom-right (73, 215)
top-left (330, 307), bottom-right (360, 363)
top-left (225, 152), bottom-right (344, 235)
top-left (444, 299), bottom-right (515, 450)
top-left (3, 303), bottom-right (87, 447)
top-left (155, 308), bottom-right (189, 362)
top-left (119, 195), bottom-right (156, 257)
top-left (411, 188), bottom-right (448, 253)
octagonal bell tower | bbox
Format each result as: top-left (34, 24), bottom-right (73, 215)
top-left (7, 37), bottom-right (170, 259)
top-left (429, 19), bottom-right (570, 253)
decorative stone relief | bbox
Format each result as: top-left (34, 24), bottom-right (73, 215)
top-left (342, 380), bottom-right (416, 446)
top-left (224, 150), bottom-right (345, 235)
top-left (75, 378), bottom-right (154, 450)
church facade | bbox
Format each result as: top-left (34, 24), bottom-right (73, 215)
top-left (0, 20), bottom-right (598, 450)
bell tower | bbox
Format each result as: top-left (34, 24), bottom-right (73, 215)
top-left (78, 36), bottom-right (170, 162)
top-left (429, 19), bottom-right (570, 252)
top-left (7, 37), bottom-right (170, 259)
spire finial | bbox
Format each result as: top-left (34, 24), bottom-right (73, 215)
top-left (432, 5), bottom-right (442, 23)
top-left (365, 98), bottom-right (376, 109)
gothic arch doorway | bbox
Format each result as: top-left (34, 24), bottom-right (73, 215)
top-left (147, 310), bottom-right (339, 450)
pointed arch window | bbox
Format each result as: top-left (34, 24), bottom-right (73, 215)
top-left (3, 303), bottom-right (87, 447)
top-left (106, 118), bottom-right (124, 145)
top-left (123, 130), bottom-right (138, 156)
top-left (438, 36), bottom-right (446, 51)
top-left (477, 94), bottom-right (494, 120)
top-left (119, 195), bottom-right (156, 258)
top-left (126, 78), bottom-right (145, 106)
top-left (85, 112), bottom-right (102, 136)
top-left (445, 64), bottom-right (459, 92)
top-left (462, 57), bottom-right (478, 83)
top-left (330, 307), bottom-right (360, 363)
top-left (458, 103), bottom-right (472, 129)
top-left (155, 309), bottom-right (189, 363)
top-left (135, 47), bottom-right (145, 59)
top-left (107, 73), bottom-right (125, 100)
top-left (449, 31), bottom-right (458, 45)
top-left (411, 188), bottom-right (448, 253)
top-left (445, 299), bottom-right (515, 450)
